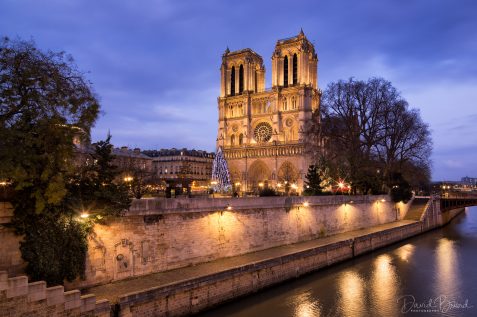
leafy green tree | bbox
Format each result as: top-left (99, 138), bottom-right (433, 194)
top-left (67, 134), bottom-right (131, 220)
top-left (303, 165), bottom-right (323, 196)
top-left (0, 38), bottom-right (130, 285)
top-left (0, 37), bottom-right (99, 209)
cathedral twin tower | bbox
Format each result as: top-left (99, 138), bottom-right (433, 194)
top-left (217, 30), bottom-right (320, 192)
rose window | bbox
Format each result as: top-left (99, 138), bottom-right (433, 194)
top-left (254, 122), bottom-right (273, 143)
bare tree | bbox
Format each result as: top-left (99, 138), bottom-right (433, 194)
top-left (313, 77), bottom-right (432, 193)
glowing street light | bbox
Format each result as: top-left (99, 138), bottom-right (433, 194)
top-left (258, 182), bottom-right (264, 188)
top-left (80, 212), bottom-right (89, 219)
top-left (303, 201), bottom-right (309, 207)
top-left (124, 176), bottom-right (133, 182)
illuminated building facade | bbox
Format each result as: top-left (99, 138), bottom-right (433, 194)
top-left (217, 30), bottom-right (320, 192)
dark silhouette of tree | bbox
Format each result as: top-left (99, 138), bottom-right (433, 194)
top-left (303, 165), bottom-right (323, 196)
top-left (307, 77), bottom-right (432, 194)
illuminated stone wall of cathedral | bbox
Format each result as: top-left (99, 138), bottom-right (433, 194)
top-left (217, 30), bottom-right (320, 192)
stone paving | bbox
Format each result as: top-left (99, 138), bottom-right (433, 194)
top-left (84, 219), bottom-right (417, 303)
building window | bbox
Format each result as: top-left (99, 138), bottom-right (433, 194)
top-left (283, 98), bottom-right (287, 111)
top-left (292, 96), bottom-right (297, 109)
top-left (231, 134), bottom-right (235, 146)
top-left (293, 54), bottom-right (298, 85)
top-left (239, 64), bottom-right (244, 94)
top-left (284, 56), bottom-right (288, 87)
top-left (239, 133), bottom-right (243, 145)
top-left (230, 66), bottom-right (235, 96)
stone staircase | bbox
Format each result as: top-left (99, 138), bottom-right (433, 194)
top-left (405, 198), bottom-right (429, 221)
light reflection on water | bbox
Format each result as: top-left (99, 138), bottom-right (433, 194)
top-left (435, 238), bottom-right (460, 299)
top-left (338, 271), bottom-right (365, 317)
top-left (291, 292), bottom-right (321, 317)
top-left (198, 208), bottom-right (477, 317)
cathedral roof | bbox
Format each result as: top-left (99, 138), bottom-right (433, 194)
top-left (276, 29), bottom-right (310, 45)
top-left (223, 48), bottom-right (262, 59)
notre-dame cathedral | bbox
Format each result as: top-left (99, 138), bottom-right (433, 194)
top-left (216, 30), bottom-right (320, 193)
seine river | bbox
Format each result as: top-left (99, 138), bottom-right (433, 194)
top-left (197, 207), bottom-right (477, 317)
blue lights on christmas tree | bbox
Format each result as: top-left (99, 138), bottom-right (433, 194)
top-left (211, 147), bottom-right (232, 192)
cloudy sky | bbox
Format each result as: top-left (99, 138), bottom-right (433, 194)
top-left (1, 0), bottom-right (476, 181)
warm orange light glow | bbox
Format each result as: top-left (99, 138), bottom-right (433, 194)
top-left (381, 198), bottom-right (386, 202)
top-left (277, 183), bottom-right (282, 188)
top-left (258, 182), bottom-right (264, 187)
top-left (123, 176), bottom-right (133, 182)
top-left (338, 182), bottom-right (344, 189)
top-left (303, 201), bottom-right (309, 207)
top-left (226, 204), bottom-right (232, 211)
top-left (235, 182), bottom-right (241, 186)
top-left (338, 271), bottom-right (365, 317)
top-left (80, 212), bottom-right (89, 218)
top-left (371, 254), bottom-right (398, 313)
top-left (291, 183), bottom-right (298, 190)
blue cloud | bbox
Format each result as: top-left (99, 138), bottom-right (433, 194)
top-left (1, 0), bottom-right (476, 180)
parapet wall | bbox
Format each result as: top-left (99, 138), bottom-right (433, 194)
top-left (0, 196), bottom-right (412, 290)
top-left (0, 271), bottom-right (110, 317)
top-left (67, 195), bottom-right (411, 289)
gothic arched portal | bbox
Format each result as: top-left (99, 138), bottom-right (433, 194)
top-left (248, 160), bottom-right (271, 188)
top-left (278, 161), bottom-right (299, 183)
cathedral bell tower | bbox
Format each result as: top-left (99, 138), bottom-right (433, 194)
top-left (216, 30), bottom-right (320, 194)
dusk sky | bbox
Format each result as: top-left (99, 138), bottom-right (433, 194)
top-left (1, 0), bottom-right (476, 181)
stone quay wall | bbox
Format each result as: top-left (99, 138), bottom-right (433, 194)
top-left (115, 199), bottom-right (465, 317)
top-left (0, 195), bottom-right (412, 290)
top-left (69, 195), bottom-right (411, 289)
top-left (116, 221), bottom-right (425, 317)
top-left (0, 271), bottom-right (110, 317)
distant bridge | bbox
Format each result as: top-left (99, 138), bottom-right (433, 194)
top-left (440, 193), bottom-right (477, 212)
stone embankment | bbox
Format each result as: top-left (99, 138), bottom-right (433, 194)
top-left (0, 195), bottom-right (465, 316)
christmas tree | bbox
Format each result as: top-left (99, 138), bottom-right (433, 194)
top-left (211, 147), bottom-right (232, 192)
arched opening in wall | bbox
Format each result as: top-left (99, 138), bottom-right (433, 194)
top-left (228, 163), bottom-right (241, 184)
top-left (248, 160), bottom-right (271, 191)
top-left (284, 56), bottom-right (289, 87)
top-left (293, 54), bottom-right (298, 85)
top-left (230, 66), bottom-right (235, 96)
top-left (239, 64), bottom-right (244, 94)
top-left (230, 134), bottom-right (235, 146)
top-left (278, 161), bottom-right (299, 192)
top-left (239, 133), bottom-right (243, 145)
top-left (283, 98), bottom-right (287, 111)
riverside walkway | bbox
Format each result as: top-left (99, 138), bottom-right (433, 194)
top-left (85, 219), bottom-right (418, 303)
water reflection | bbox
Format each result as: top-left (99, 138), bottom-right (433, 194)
top-left (198, 209), bottom-right (477, 317)
top-left (371, 254), bottom-right (399, 316)
top-left (338, 271), bottom-right (365, 317)
top-left (436, 238), bottom-right (460, 297)
top-left (291, 292), bottom-right (321, 317)
top-left (395, 243), bottom-right (415, 262)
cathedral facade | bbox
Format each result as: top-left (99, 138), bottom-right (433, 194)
top-left (216, 30), bottom-right (320, 193)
